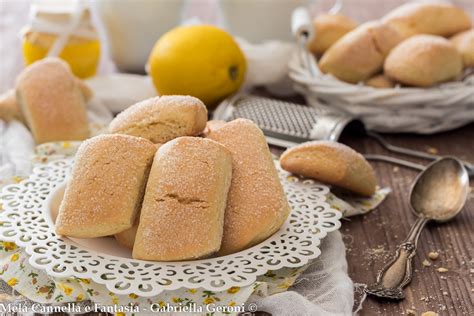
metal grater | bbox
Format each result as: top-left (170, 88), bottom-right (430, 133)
top-left (213, 94), bottom-right (364, 148)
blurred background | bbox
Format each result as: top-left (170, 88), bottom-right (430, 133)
top-left (1, 0), bottom-right (473, 93)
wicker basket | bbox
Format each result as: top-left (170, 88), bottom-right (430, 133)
top-left (289, 8), bottom-right (474, 134)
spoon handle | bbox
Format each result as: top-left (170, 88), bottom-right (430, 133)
top-left (366, 132), bottom-right (474, 176)
top-left (364, 154), bottom-right (425, 171)
top-left (366, 217), bottom-right (429, 300)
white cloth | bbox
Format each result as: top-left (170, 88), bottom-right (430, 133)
top-left (251, 231), bottom-right (353, 316)
top-left (0, 120), bottom-right (35, 178)
top-left (237, 38), bottom-right (296, 96)
top-left (86, 74), bottom-right (156, 113)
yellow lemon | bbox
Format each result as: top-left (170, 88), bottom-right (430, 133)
top-left (22, 32), bottom-right (100, 79)
top-left (148, 25), bottom-right (246, 108)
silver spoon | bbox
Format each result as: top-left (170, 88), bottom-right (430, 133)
top-left (366, 157), bottom-right (470, 300)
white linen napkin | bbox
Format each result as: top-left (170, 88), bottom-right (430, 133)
top-left (250, 231), bottom-right (354, 316)
top-left (0, 120), bottom-right (34, 179)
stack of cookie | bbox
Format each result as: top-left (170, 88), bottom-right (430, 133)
top-left (55, 96), bottom-right (291, 262)
top-left (308, 2), bottom-right (473, 88)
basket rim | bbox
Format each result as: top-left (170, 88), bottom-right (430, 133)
top-left (289, 51), bottom-right (474, 94)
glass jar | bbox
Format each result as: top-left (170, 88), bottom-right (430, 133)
top-left (22, 0), bottom-right (100, 78)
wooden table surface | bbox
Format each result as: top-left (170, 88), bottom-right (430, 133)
top-left (273, 122), bottom-right (474, 316)
top-left (272, 122), bottom-right (474, 315)
top-left (340, 123), bottom-right (474, 316)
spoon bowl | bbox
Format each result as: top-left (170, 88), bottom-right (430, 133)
top-left (410, 157), bottom-right (470, 222)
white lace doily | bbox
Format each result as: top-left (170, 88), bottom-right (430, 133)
top-left (0, 158), bottom-right (341, 297)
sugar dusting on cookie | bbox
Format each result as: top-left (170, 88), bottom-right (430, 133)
top-left (207, 119), bottom-right (290, 255)
top-left (55, 134), bottom-right (156, 237)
